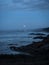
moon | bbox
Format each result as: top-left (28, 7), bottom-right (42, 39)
top-left (24, 25), bottom-right (26, 28)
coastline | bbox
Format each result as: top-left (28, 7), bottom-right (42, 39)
top-left (0, 27), bottom-right (49, 65)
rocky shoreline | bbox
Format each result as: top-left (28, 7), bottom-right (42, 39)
top-left (10, 34), bottom-right (49, 55)
top-left (0, 27), bottom-right (49, 65)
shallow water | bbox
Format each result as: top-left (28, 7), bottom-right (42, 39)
top-left (0, 30), bottom-right (49, 54)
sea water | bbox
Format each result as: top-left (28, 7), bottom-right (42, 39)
top-left (0, 30), bottom-right (49, 54)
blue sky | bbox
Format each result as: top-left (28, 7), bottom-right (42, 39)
top-left (0, 0), bottom-right (49, 30)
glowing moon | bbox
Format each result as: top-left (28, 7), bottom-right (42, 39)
top-left (24, 25), bottom-right (26, 28)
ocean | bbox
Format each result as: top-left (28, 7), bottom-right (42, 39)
top-left (0, 29), bottom-right (49, 54)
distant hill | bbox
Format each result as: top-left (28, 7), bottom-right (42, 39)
top-left (33, 27), bottom-right (49, 32)
top-left (42, 27), bottom-right (49, 32)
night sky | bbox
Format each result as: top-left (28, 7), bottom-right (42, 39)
top-left (0, 0), bottom-right (49, 30)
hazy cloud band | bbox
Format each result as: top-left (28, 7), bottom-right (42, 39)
top-left (0, 0), bottom-right (49, 10)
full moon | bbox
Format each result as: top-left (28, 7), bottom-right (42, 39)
top-left (24, 25), bottom-right (26, 28)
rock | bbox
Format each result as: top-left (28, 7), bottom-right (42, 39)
top-left (29, 33), bottom-right (45, 35)
top-left (33, 36), bottom-right (45, 39)
top-left (10, 35), bottom-right (49, 55)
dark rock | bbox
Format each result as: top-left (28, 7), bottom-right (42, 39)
top-left (10, 35), bottom-right (49, 55)
top-left (29, 33), bottom-right (45, 35)
top-left (29, 33), bottom-right (35, 35)
top-left (8, 44), bottom-right (18, 46)
top-left (33, 36), bottom-right (45, 39)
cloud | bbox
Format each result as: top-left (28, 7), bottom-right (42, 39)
top-left (0, 0), bottom-right (49, 10)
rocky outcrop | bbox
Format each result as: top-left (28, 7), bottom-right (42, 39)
top-left (10, 35), bottom-right (49, 55)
